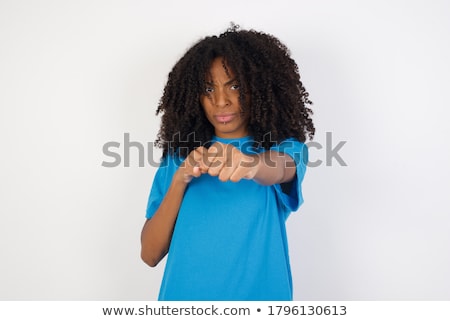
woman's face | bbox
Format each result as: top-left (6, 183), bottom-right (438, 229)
top-left (200, 57), bottom-right (250, 138)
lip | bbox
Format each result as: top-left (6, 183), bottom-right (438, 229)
top-left (214, 113), bottom-right (236, 123)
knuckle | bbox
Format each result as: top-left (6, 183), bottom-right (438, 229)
top-left (230, 175), bottom-right (240, 183)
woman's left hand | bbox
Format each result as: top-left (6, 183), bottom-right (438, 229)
top-left (203, 142), bottom-right (260, 182)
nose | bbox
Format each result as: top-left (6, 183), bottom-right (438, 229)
top-left (213, 89), bottom-right (230, 108)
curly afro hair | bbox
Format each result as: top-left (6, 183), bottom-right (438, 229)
top-left (155, 23), bottom-right (315, 158)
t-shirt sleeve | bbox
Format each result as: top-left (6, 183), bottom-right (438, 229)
top-left (145, 155), bottom-right (178, 219)
top-left (269, 138), bottom-right (308, 214)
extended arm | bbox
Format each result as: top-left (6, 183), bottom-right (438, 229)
top-left (205, 142), bottom-right (296, 185)
top-left (252, 150), bottom-right (296, 185)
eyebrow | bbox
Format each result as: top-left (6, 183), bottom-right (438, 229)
top-left (204, 78), bottom-right (238, 86)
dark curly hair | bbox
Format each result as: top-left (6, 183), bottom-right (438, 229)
top-left (155, 24), bottom-right (315, 158)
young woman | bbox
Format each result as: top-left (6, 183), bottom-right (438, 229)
top-left (141, 24), bottom-right (315, 300)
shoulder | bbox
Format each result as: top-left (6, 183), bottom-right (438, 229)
top-left (158, 148), bottom-right (190, 169)
top-left (152, 152), bottom-right (185, 184)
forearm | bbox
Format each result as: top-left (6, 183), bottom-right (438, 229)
top-left (140, 178), bottom-right (187, 267)
top-left (252, 151), bottom-right (296, 186)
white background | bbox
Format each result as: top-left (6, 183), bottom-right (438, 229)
top-left (1, 0), bottom-right (449, 300)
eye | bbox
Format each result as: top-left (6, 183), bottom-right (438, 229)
top-left (205, 86), bottom-right (214, 94)
top-left (230, 84), bottom-right (240, 90)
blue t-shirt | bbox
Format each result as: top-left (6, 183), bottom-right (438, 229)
top-left (146, 136), bottom-right (308, 300)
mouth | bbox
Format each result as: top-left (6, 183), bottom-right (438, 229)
top-left (214, 113), bottom-right (236, 123)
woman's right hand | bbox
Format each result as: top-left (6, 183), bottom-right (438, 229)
top-left (175, 146), bottom-right (209, 184)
